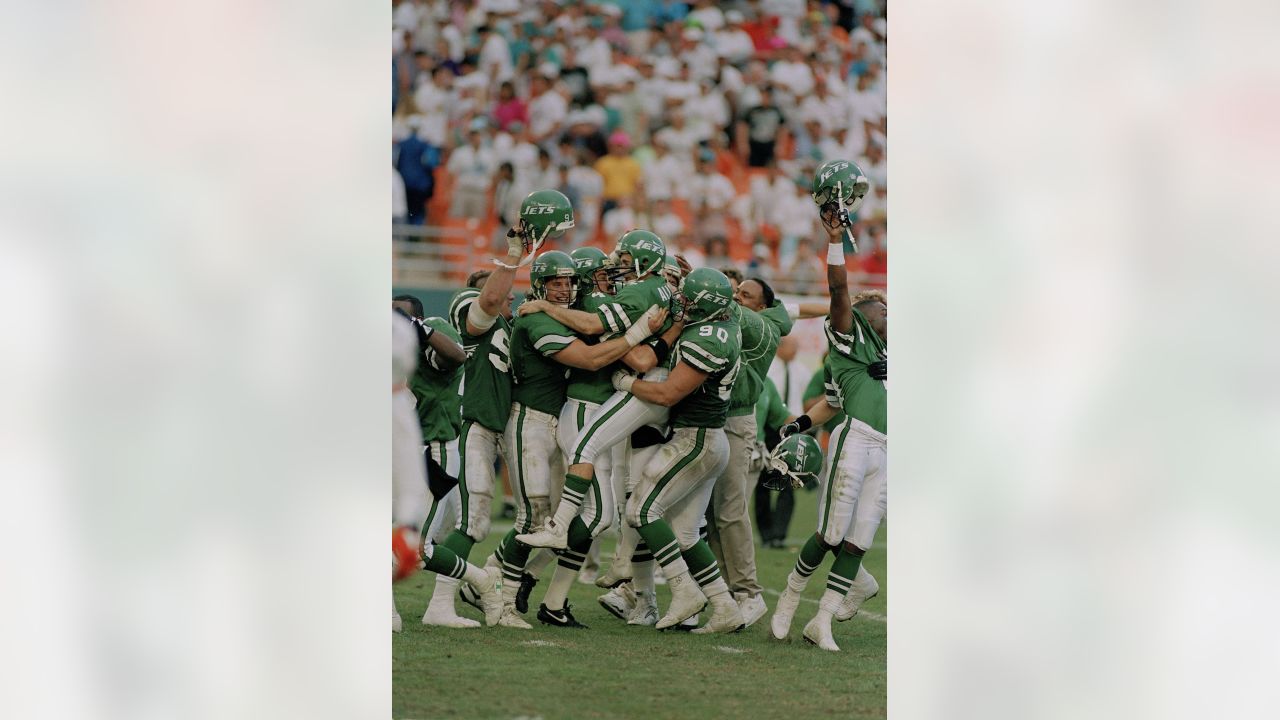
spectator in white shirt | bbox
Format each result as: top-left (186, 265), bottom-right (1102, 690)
top-left (567, 159), bottom-right (604, 245)
top-left (685, 80), bottom-right (729, 143)
top-left (688, 0), bottom-right (726, 31)
top-left (654, 109), bottom-right (699, 172)
top-left (446, 128), bottom-right (497, 219)
top-left (769, 45), bottom-right (814, 105)
top-left (643, 137), bottom-right (685, 201)
top-left (602, 196), bottom-right (638, 238)
top-left (393, 165), bottom-right (408, 223)
top-left (715, 11), bottom-right (755, 64)
top-left (648, 196), bottom-right (687, 243)
top-left (527, 73), bottom-right (568, 144)
top-left (690, 151), bottom-right (735, 239)
top-left (769, 337), bottom-right (809, 418)
top-left (477, 24), bottom-right (513, 86)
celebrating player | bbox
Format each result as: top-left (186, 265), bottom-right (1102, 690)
top-left (769, 160), bottom-right (886, 652)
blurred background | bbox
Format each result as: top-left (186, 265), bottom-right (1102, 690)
top-left (391, 0), bottom-right (887, 303)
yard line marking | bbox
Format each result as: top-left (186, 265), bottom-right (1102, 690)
top-left (714, 645), bottom-right (749, 654)
top-left (521, 640), bottom-right (561, 648)
top-left (760, 589), bottom-right (886, 624)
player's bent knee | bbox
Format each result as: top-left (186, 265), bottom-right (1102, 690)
top-left (815, 531), bottom-right (840, 551)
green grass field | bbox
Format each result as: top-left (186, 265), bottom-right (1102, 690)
top-left (393, 488), bottom-right (886, 720)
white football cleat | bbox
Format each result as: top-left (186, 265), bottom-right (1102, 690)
top-left (770, 586), bottom-right (802, 640)
top-left (692, 592), bottom-right (745, 634)
top-left (393, 610), bottom-right (402, 634)
top-left (597, 584), bottom-right (637, 621)
top-left (474, 566), bottom-right (504, 627)
top-left (737, 593), bottom-right (768, 628)
top-left (515, 519), bottom-right (569, 550)
top-left (655, 573), bottom-right (707, 630)
top-left (497, 605), bottom-right (533, 629)
top-left (627, 593), bottom-right (659, 626)
top-left (802, 615), bottom-right (840, 652)
top-left (594, 559), bottom-right (633, 589)
top-left (835, 567), bottom-right (879, 622)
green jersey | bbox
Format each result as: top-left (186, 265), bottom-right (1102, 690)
top-left (727, 301), bottom-right (794, 416)
top-left (510, 311), bottom-right (577, 416)
top-left (411, 316), bottom-right (463, 443)
top-left (755, 377), bottom-right (790, 443)
top-left (595, 274), bottom-right (674, 340)
top-left (823, 311), bottom-right (887, 435)
top-left (566, 290), bottom-right (618, 406)
top-left (450, 293), bottom-right (514, 433)
top-left (804, 360), bottom-right (845, 433)
top-left (670, 317), bottom-right (742, 429)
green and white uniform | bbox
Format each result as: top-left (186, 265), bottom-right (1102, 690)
top-left (626, 317), bottom-right (742, 546)
top-left (707, 301), bottom-right (794, 597)
top-left (558, 289), bottom-right (621, 536)
top-left (816, 310), bottom-right (887, 549)
top-left (413, 316), bottom-right (464, 544)
top-left (567, 274), bottom-right (675, 468)
top-left (507, 311), bottom-right (576, 537)
top-left (449, 293), bottom-right (514, 543)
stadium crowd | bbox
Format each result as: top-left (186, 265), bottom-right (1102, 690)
top-left (392, 0), bottom-right (887, 293)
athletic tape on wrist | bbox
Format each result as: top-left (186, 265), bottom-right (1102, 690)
top-left (826, 242), bottom-right (844, 266)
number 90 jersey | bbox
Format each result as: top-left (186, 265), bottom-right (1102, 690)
top-left (449, 291), bottom-right (514, 434)
top-left (670, 318), bottom-right (741, 429)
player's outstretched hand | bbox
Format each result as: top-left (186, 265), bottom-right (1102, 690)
top-left (517, 298), bottom-right (549, 317)
top-left (867, 360), bottom-right (887, 381)
top-left (779, 415), bottom-right (812, 438)
top-left (820, 207), bottom-right (850, 238)
top-left (645, 305), bottom-right (669, 333)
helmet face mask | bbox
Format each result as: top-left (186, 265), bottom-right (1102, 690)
top-left (530, 250), bottom-right (579, 307)
top-left (761, 434), bottom-right (824, 491)
top-left (570, 246), bottom-right (612, 298)
top-left (612, 230), bottom-right (666, 282)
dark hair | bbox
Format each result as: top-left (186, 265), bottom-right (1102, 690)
top-left (393, 294), bottom-right (424, 319)
top-left (719, 266), bottom-right (744, 283)
top-left (538, 147), bottom-right (551, 161)
top-left (746, 277), bottom-right (775, 307)
top-left (466, 270), bottom-right (493, 288)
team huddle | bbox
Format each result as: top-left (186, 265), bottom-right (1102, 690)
top-left (392, 159), bottom-right (887, 651)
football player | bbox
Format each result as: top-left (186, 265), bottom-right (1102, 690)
top-left (610, 267), bottom-right (747, 633)
top-left (769, 160), bottom-right (886, 652)
top-left (496, 249), bottom-right (667, 629)
top-left (513, 230), bottom-right (679, 551)
top-left (430, 190), bottom-right (567, 626)
top-left (392, 311), bottom-right (502, 632)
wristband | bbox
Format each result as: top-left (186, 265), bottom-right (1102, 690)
top-left (826, 242), bottom-right (844, 266)
top-left (624, 319), bottom-right (652, 347)
top-left (651, 338), bottom-right (671, 364)
top-left (615, 373), bottom-right (635, 393)
top-left (466, 300), bottom-right (498, 332)
top-left (794, 415), bottom-right (813, 433)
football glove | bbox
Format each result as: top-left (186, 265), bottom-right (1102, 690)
top-left (867, 360), bottom-right (886, 381)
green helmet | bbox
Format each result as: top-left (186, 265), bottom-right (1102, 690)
top-left (761, 434), bottom-right (824, 491)
top-left (812, 159), bottom-right (870, 213)
top-left (529, 250), bottom-right (579, 306)
top-left (519, 189), bottom-right (576, 250)
top-left (447, 288), bottom-right (481, 334)
top-left (610, 229), bottom-right (666, 281)
top-left (679, 267), bottom-right (734, 323)
top-left (570, 246), bottom-right (611, 297)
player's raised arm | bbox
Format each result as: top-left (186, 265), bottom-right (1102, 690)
top-left (521, 300), bottom-right (606, 336)
top-left (553, 306), bottom-right (667, 371)
top-left (811, 160), bottom-right (871, 336)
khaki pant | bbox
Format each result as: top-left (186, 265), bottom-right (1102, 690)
top-left (706, 412), bottom-right (761, 597)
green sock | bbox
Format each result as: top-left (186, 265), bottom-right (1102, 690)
top-left (794, 535), bottom-right (832, 579)
top-left (493, 528), bottom-right (517, 566)
top-left (422, 545), bottom-right (468, 580)
top-left (566, 516), bottom-right (593, 553)
top-left (441, 530), bottom-right (475, 562)
top-left (636, 520), bottom-right (687, 574)
top-left (681, 539), bottom-right (722, 590)
top-left (825, 546), bottom-right (865, 595)
top-left (499, 536), bottom-right (532, 587)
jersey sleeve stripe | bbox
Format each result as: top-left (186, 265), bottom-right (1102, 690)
top-left (680, 354), bottom-right (717, 373)
top-left (680, 342), bottom-right (727, 369)
top-left (599, 304), bottom-right (625, 334)
top-left (534, 334), bottom-right (577, 351)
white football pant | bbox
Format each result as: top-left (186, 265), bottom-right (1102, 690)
top-left (815, 417), bottom-right (887, 549)
top-left (626, 426), bottom-right (729, 550)
top-left (455, 420), bottom-right (508, 543)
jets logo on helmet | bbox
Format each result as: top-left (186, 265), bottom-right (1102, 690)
top-left (761, 434), bottom-right (824, 491)
top-left (529, 250), bottom-right (579, 307)
top-left (570, 246), bottom-right (611, 297)
top-left (812, 159), bottom-right (871, 213)
top-left (678, 267), bottom-right (734, 323)
top-left (517, 189), bottom-right (576, 263)
top-left (607, 229), bottom-right (666, 286)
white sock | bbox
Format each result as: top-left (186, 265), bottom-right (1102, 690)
top-left (525, 549), bottom-right (555, 577)
top-left (702, 576), bottom-right (731, 599)
top-left (815, 588), bottom-right (842, 623)
top-left (633, 559), bottom-right (655, 596)
top-left (786, 570), bottom-right (809, 593)
top-left (542, 563), bottom-right (578, 611)
top-left (660, 556), bottom-right (691, 581)
top-left (429, 575), bottom-right (460, 610)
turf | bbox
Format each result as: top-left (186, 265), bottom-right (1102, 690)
top-left (393, 487), bottom-right (886, 720)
